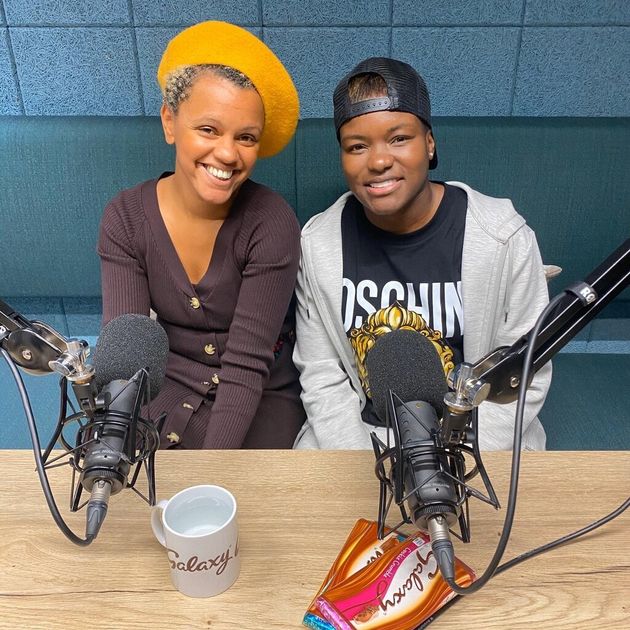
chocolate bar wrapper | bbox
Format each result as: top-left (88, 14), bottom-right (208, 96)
top-left (315, 535), bottom-right (475, 630)
top-left (303, 519), bottom-right (410, 630)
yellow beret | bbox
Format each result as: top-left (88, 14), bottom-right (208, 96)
top-left (157, 21), bottom-right (299, 158)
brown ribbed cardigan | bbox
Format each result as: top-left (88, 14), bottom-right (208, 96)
top-left (97, 176), bottom-right (304, 449)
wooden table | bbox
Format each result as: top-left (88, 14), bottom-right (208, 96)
top-left (0, 450), bottom-right (628, 629)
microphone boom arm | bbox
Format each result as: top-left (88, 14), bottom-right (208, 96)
top-left (0, 298), bottom-right (94, 383)
top-left (457, 238), bottom-right (630, 407)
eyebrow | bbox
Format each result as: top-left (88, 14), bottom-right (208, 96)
top-left (190, 118), bottom-right (263, 133)
top-left (341, 123), bottom-right (415, 142)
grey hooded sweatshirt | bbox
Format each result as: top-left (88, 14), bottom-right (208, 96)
top-left (293, 182), bottom-right (551, 451)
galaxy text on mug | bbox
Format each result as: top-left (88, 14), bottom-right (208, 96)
top-left (167, 540), bottom-right (239, 576)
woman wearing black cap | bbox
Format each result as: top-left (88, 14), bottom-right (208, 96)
top-left (293, 57), bottom-right (551, 452)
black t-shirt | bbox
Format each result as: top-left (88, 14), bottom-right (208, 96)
top-left (341, 182), bottom-right (467, 425)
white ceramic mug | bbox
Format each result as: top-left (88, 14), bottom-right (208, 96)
top-left (151, 485), bottom-right (240, 597)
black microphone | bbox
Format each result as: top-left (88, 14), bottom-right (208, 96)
top-left (366, 329), bottom-right (458, 580)
top-left (79, 314), bottom-right (169, 539)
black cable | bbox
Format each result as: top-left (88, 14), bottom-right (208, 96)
top-left (445, 291), bottom-right (571, 594)
top-left (496, 495), bottom-right (630, 575)
top-left (1, 347), bottom-right (94, 546)
top-left (425, 484), bottom-right (630, 628)
top-left (41, 376), bottom-right (69, 462)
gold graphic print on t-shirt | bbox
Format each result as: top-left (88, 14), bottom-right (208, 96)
top-left (349, 302), bottom-right (455, 399)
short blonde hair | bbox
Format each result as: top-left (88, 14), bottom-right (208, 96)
top-left (163, 64), bottom-right (256, 113)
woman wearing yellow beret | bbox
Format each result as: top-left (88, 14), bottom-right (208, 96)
top-left (97, 22), bottom-right (305, 449)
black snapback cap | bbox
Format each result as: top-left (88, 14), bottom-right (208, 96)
top-left (333, 57), bottom-right (437, 169)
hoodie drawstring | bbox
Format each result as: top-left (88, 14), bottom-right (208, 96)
top-left (503, 239), bottom-right (513, 323)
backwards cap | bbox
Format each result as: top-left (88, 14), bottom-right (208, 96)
top-left (333, 57), bottom-right (437, 169)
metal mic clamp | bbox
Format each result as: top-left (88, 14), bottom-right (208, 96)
top-left (48, 338), bottom-right (94, 382)
top-left (441, 363), bottom-right (490, 445)
top-left (48, 339), bottom-right (98, 414)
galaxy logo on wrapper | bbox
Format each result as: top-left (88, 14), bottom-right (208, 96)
top-left (167, 538), bottom-right (239, 576)
top-left (343, 544), bottom-right (438, 623)
top-left (376, 547), bottom-right (437, 612)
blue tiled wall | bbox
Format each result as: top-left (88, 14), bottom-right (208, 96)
top-left (0, 0), bottom-right (628, 117)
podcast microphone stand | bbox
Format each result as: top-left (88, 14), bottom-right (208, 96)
top-left (373, 237), bottom-right (630, 595)
top-left (0, 299), bottom-right (160, 545)
top-left (443, 236), bottom-right (630, 433)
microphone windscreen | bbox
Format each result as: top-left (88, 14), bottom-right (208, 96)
top-left (366, 329), bottom-right (448, 421)
top-left (93, 314), bottom-right (169, 398)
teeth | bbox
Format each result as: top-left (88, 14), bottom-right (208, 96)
top-left (369, 179), bottom-right (396, 188)
top-left (205, 165), bottom-right (233, 180)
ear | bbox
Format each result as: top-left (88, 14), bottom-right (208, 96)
top-left (160, 103), bottom-right (176, 145)
top-left (426, 129), bottom-right (436, 156)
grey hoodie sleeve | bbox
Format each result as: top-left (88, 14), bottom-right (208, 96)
top-left (293, 255), bottom-right (373, 449)
top-left (475, 225), bottom-right (551, 450)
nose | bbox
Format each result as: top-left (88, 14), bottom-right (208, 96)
top-left (367, 144), bottom-right (394, 172)
top-left (213, 135), bottom-right (239, 165)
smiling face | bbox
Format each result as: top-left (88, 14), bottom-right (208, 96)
top-left (160, 71), bottom-right (265, 215)
top-left (339, 110), bottom-right (437, 233)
